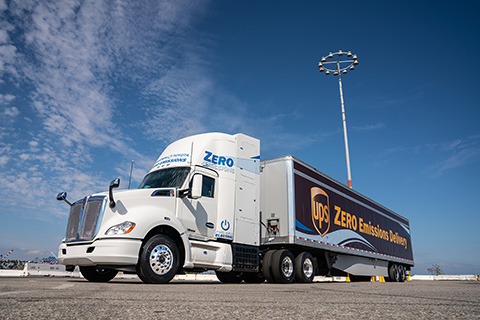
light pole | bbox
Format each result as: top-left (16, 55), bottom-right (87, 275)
top-left (318, 50), bottom-right (358, 189)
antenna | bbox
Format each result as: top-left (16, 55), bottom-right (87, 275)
top-left (0, 249), bottom-right (14, 262)
top-left (128, 160), bottom-right (134, 189)
top-left (50, 251), bottom-right (58, 261)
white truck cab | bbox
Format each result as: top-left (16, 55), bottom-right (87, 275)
top-left (57, 132), bottom-right (260, 283)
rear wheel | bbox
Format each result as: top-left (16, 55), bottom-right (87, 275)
top-left (137, 234), bottom-right (180, 284)
top-left (215, 271), bottom-right (244, 283)
top-left (80, 266), bottom-right (118, 282)
top-left (294, 252), bottom-right (315, 283)
top-left (388, 264), bottom-right (400, 282)
top-left (262, 250), bottom-right (276, 283)
top-left (398, 265), bottom-right (406, 282)
top-left (271, 249), bottom-right (295, 283)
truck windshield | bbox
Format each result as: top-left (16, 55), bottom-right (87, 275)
top-left (138, 167), bottom-right (190, 189)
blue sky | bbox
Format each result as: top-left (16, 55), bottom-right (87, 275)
top-left (0, 0), bottom-right (479, 274)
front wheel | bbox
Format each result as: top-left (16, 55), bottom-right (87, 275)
top-left (137, 234), bottom-right (180, 284)
top-left (80, 266), bottom-right (118, 282)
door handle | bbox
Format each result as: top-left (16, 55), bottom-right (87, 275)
top-left (206, 222), bottom-right (214, 229)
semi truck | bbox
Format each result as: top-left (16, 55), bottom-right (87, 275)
top-left (57, 132), bottom-right (414, 284)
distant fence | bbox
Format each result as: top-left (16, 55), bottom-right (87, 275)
top-left (0, 263), bottom-right (478, 281)
top-left (410, 275), bottom-right (479, 281)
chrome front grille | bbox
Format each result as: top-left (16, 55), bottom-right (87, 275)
top-left (66, 203), bottom-right (82, 241)
top-left (65, 196), bottom-right (106, 242)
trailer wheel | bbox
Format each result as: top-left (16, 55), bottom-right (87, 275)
top-left (388, 264), bottom-right (400, 282)
top-left (262, 250), bottom-right (276, 283)
top-left (80, 266), bottom-right (118, 282)
top-left (294, 252), bottom-right (315, 283)
top-left (398, 265), bottom-right (406, 282)
top-left (137, 234), bottom-right (179, 284)
top-left (271, 249), bottom-right (295, 283)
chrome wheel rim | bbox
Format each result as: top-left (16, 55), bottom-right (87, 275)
top-left (394, 265), bottom-right (400, 281)
top-left (150, 245), bottom-right (173, 275)
top-left (303, 258), bottom-right (314, 278)
top-left (281, 256), bottom-right (294, 278)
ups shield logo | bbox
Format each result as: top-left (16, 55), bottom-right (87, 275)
top-left (311, 187), bottom-right (330, 236)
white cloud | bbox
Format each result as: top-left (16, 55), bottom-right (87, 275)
top-left (0, 0), bottom-right (7, 11)
top-left (431, 139), bottom-right (480, 176)
top-left (0, 44), bottom-right (16, 75)
top-left (0, 1), bottom-right (17, 79)
top-left (352, 123), bottom-right (386, 131)
top-left (0, 0), bottom-right (214, 223)
top-left (0, 155), bottom-right (8, 166)
top-left (374, 136), bottom-right (480, 177)
top-left (0, 94), bottom-right (15, 103)
top-left (2, 106), bottom-right (19, 117)
top-left (143, 64), bottom-right (212, 142)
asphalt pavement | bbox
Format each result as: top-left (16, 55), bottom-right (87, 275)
top-left (0, 277), bottom-right (479, 319)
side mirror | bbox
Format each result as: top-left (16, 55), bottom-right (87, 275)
top-left (109, 178), bottom-right (120, 208)
top-left (56, 191), bottom-right (72, 206)
top-left (191, 174), bottom-right (203, 199)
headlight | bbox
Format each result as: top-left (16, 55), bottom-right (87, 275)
top-left (105, 221), bottom-right (136, 235)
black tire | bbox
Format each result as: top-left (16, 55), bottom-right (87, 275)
top-left (262, 250), bottom-right (276, 283)
top-left (215, 271), bottom-right (244, 283)
top-left (243, 271), bottom-right (265, 284)
top-left (137, 234), bottom-right (180, 284)
top-left (398, 265), bottom-right (406, 282)
top-left (294, 252), bottom-right (315, 283)
top-left (136, 263), bottom-right (147, 283)
top-left (388, 264), bottom-right (400, 282)
top-left (80, 266), bottom-right (118, 282)
top-left (271, 249), bottom-right (295, 283)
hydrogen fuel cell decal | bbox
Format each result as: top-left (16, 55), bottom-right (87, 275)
top-left (151, 153), bottom-right (190, 170)
top-left (294, 162), bottom-right (413, 262)
top-left (202, 151), bottom-right (235, 174)
top-left (215, 220), bottom-right (233, 240)
top-left (201, 151), bottom-right (260, 175)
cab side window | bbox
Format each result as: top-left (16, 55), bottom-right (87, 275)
top-left (202, 176), bottom-right (215, 198)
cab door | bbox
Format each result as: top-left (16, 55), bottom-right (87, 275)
top-left (179, 170), bottom-right (218, 240)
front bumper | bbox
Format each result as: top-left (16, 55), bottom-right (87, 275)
top-left (58, 238), bottom-right (142, 266)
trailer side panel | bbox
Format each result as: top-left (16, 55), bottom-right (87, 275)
top-left (292, 159), bottom-right (414, 265)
